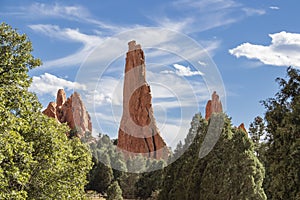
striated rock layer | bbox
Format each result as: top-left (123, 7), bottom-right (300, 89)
top-left (205, 91), bottom-right (223, 120)
top-left (117, 41), bottom-right (168, 159)
top-left (43, 89), bottom-right (92, 138)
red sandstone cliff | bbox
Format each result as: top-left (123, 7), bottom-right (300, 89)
top-left (43, 89), bottom-right (92, 138)
top-left (117, 41), bottom-right (168, 159)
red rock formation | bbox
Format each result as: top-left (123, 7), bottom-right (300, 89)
top-left (43, 102), bottom-right (58, 119)
top-left (43, 89), bottom-right (92, 138)
top-left (205, 91), bottom-right (223, 120)
top-left (238, 123), bottom-right (247, 133)
top-left (117, 41), bottom-right (168, 159)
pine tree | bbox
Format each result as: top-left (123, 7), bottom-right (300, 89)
top-left (159, 113), bottom-right (267, 200)
top-left (249, 116), bottom-right (267, 158)
top-left (262, 67), bottom-right (300, 199)
top-left (135, 160), bottom-right (165, 199)
top-left (86, 156), bottom-right (113, 194)
top-left (107, 181), bottom-right (123, 200)
top-left (158, 113), bottom-right (207, 200)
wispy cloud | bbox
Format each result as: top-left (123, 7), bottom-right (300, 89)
top-left (29, 73), bottom-right (86, 97)
top-left (29, 24), bottom-right (103, 69)
top-left (269, 6), bottom-right (280, 10)
top-left (28, 3), bottom-right (89, 19)
top-left (25, 1), bottom-right (261, 70)
top-left (198, 60), bottom-right (207, 66)
top-left (229, 31), bottom-right (300, 68)
top-left (161, 64), bottom-right (204, 76)
top-left (242, 8), bottom-right (266, 16)
top-left (150, 0), bottom-right (265, 34)
top-left (25, 3), bottom-right (129, 33)
top-left (152, 17), bottom-right (193, 32)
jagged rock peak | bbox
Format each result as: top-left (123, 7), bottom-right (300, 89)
top-left (56, 89), bottom-right (66, 107)
top-left (117, 41), bottom-right (168, 159)
top-left (43, 102), bottom-right (57, 120)
top-left (42, 89), bottom-right (92, 138)
top-left (205, 91), bottom-right (223, 120)
top-left (238, 123), bottom-right (247, 133)
top-left (128, 40), bottom-right (141, 51)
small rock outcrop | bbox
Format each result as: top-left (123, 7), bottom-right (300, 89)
top-left (205, 91), bottom-right (223, 120)
top-left (43, 89), bottom-right (92, 138)
top-left (238, 123), bottom-right (247, 133)
top-left (117, 41), bottom-right (168, 159)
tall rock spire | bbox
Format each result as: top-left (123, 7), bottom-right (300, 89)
top-left (117, 41), bottom-right (167, 159)
top-left (205, 91), bottom-right (223, 120)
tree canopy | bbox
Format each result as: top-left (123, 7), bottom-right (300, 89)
top-left (262, 67), bottom-right (300, 199)
top-left (0, 22), bottom-right (92, 199)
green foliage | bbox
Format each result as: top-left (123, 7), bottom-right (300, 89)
top-left (158, 113), bottom-right (206, 200)
top-left (0, 23), bottom-right (92, 199)
top-left (0, 130), bottom-right (33, 200)
top-left (86, 134), bottom-right (122, 195)
top-left (135, 160), bottom-right (165, 199)
top-left (0, 22), bottom-right (41, 89)
top-left (249, 116), bottom-right (267, 158)
top-left (86, 156), bottom-right (113, 194)
top-left (262, 67), bottom-right (300, 199)
top-left (159, 113), bottom-right (266, 200)
top-left (107, 181), bottom-right (123, 200)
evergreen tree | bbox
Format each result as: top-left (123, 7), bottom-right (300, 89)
top-left (158, 113), bottom-right (207, 200)
top-left (159, 113), bottom-right (267, 200)
top-left (249, 116), bottom-right (267, 159)
top-left (262, 67), bottom-right (300, 199)
top-left (107, 181), bottom-right (123, 200)
top-left (190, 117), bottom-right (266, 200)
top-left (86, 154), bottom-right (113, 194)
top-left (0, 22), bottom-right (92, 199)
top-left (135, 160), bottom-right (165, 199)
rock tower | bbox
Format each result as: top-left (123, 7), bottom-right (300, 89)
top-left (117, 41), bottom-right (167, 159)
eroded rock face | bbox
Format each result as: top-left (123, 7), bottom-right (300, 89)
top-left (117, 41), bottom-right (168, 159)
top-left (43, 102), bottom-right (58, 119)
top-left (43, 89), bottom-right (92, 138)
top-left (205, 91), bottom-right (223, 120)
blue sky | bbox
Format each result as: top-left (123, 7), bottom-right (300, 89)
top-left (1, 0), bottom-right (299, 148)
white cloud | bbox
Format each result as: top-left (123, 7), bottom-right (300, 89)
top-left (269, 6), bottom-right (280, 10)
top-left (29, 73), bottom-right (86, 97)
top-left (85, 76), bottom-right (121, 106)
top-left (161, 64), bottom-right (204, 76)
top-left (198, 60), bottom-right (207, 66)
top-left (229, 31), bottom-right (300, 68)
